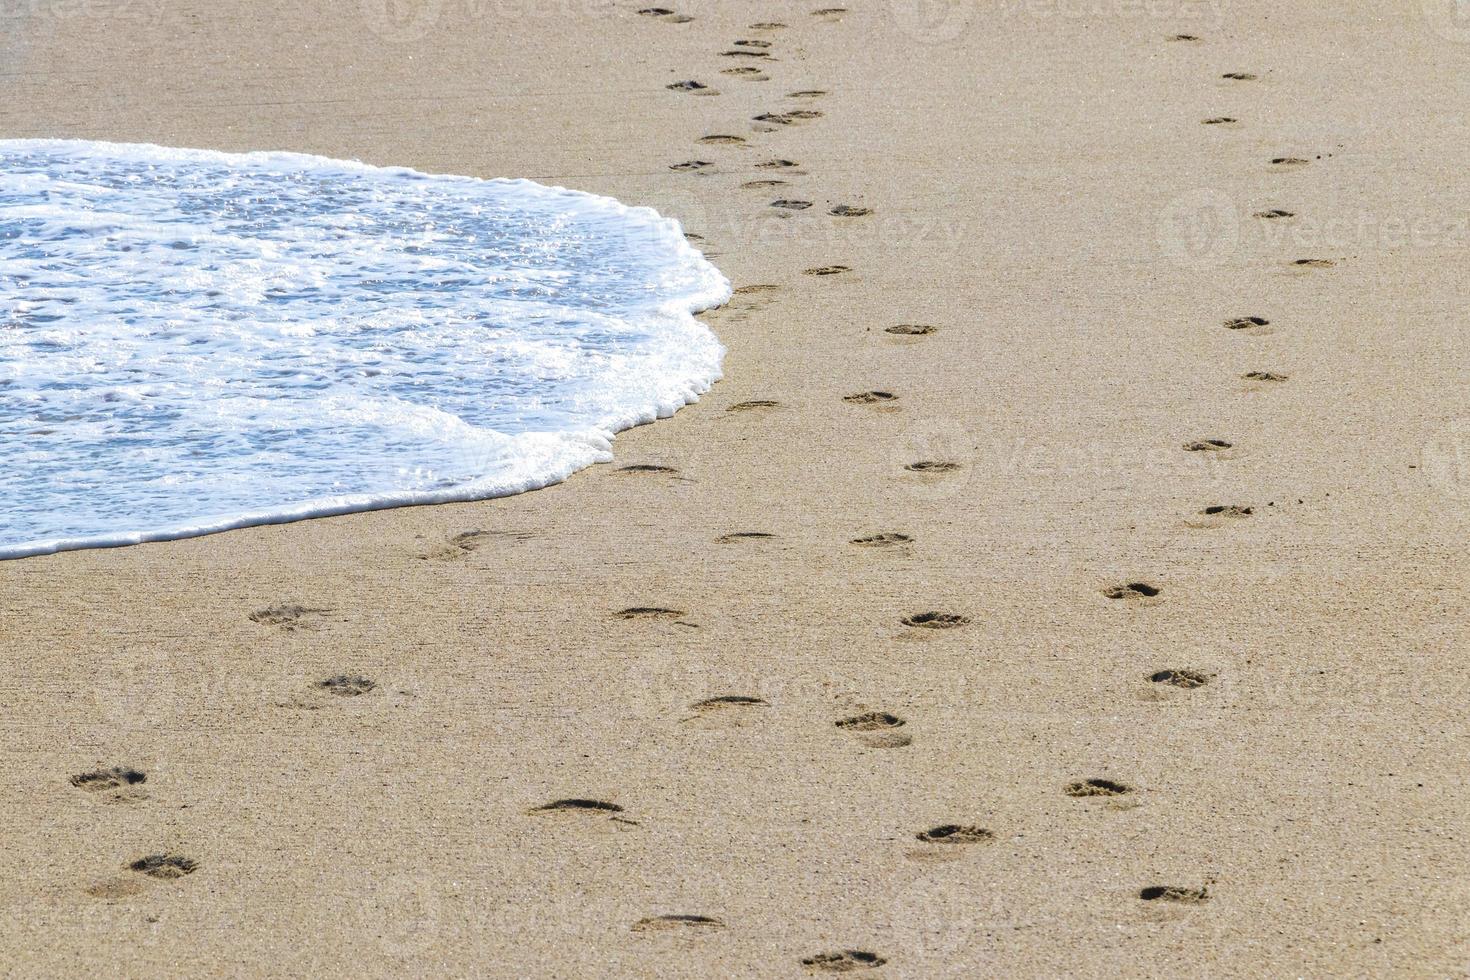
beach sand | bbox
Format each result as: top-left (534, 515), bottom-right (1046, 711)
top-left (3, 1), bottom-right (1470, 975)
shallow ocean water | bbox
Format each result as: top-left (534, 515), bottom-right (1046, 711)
top-left (0, 140), bottom-right (728, 559)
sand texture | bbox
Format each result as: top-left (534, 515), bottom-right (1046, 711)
top-left (2, 1), bottom-right (1470, 976)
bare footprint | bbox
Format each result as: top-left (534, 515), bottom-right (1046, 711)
top-left (900, 611), bottom-right (968, 630)
top-left (71, 767), bottom-right (146, 798)
top-left (666, 80), bottom-right (711, 92)
top-left (830, 205), bottom-right (871, 217)
top-left (843, 390), bottom-right (896, 405)
top-left (802, 950), bottom-right (885, 972)
top-left (905, 460), bottom-right (960, 473)
top-left (1255, 208), bottom-right (1295, 219)
top-left (836, 711), bottom-right (911, 748)
top-left (733, 39), bottom-right (772, 48)
top-left (1243, 370), bottom-right (1288, 382)
top-left (638, 7), bottom-right (693, 23)
top-left (1291, 258), bottom-right (1336, 269)
top-left (420, 528), bottom-right (530, 560)
top-left (129, 855), bottom-right (197, 880)
top-left (749, 21), bottom-right (786, 30)
top-left (615, 607), bottom-right (685, 621)
top-left (1168, 33), bottom-right (1201, 41)
top-left (721, 66), bottom-right (768, 80)
top-left (770, 199), bottom-right (812, 210)
top-left (683, 695), bottom-right (770, 729)
top-left (1271, 157), bottom-right (1309, 168)
top-left (1139, 885), bottom-right (1209, 904)
top-left (717, 531), bottom-right (774, 543)
top-left (1103, 582), bottom-right (1161, 602)
top-left (787, 89), bottom-right (826, 98)
top-left (722, 49), bottom-right (773, 59)
top-left (619, 463), bottom-right (679, 474)
top-left (530, 799), bottom-right (637, 825)
top-left (756, 159), bottom-right (800, 170)
top-left (915, 824), bottom-right (994, 845)
top-left (728, 399), bottom-right (779, 411)
top-left (1221, 71), bottom-right (1257, 81)
top-left (1149, 668), bottom-right (1209, 689)
top-left (248, 604), bottom-right (330, 630)
top-left (1201, 116), bottom-right (1238, 125)
top-left (886, 323), bottom-right (935, 336)
top-left (804, 265), bottom-right (850, 276)
top-left (316, 674), bottom-right (376, 697)
top-left (1223, 315), bottom-right (1270, 332)
top-left (633, 914), bottom-right (725, 932)
top-left (1183, 438), bottom-right (1232, 453)
top-left (670, 160), bottom-right (713, 173)
top-left (811, 7), bottom-right (848, 21)
top-left (698, 135), bottom-right (746, 146)
top-left (849, 532), bottom-right (912, 547)
top-left (742, 179), bottom-right (787, 189)
top-left (1064, 778), bottom-right (1133, 798)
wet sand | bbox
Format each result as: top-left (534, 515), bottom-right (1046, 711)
top-left (3, 1), bottom-right (1470, 975)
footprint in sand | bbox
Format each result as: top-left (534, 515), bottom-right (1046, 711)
top-left (843, 390), bottom-right (897, 406)
top-left (316, 674), bottom-right (376, 697)
top-left (810, 7), bottom-right (848, 22)
top-left (1221, 71), bottom-right (1257, 81)
top-left (905, 460), bottom-right (960, 473)
top-left (615, 606), bottom-right (686, 621)
top-left (666, 80), bottom-right (712, 93)
top-left (420, 528), bottom-right (531, 560)
top-left (1185, 504), bottom-right (1253, 530)
top-left (836, 711), bottom-right (911, 748)
top-left (531, 798), bottom-right (638, 825)
top-left (1201, 117), bottom-right (1238, 126)
top-left (1139, 885), bottom-right (1210, 904)
top-left (804, 265), bottom-right (850, 277)
top-left (900, 611), bottom-right (968, 630)
top-left (638, 7), bottom-right (693, 23)
top-left (698, 135), bottom-right (746, 146)
top-left (1064, 778), bottom-right (1133, 798)
top-left (71, 766), bottom-right (147, 800)
top-left (1169, 33), bottom-right (1201, 41)
top-left (770, 199), bottom-right (813, 211)
top-left (1151, 668), bottom-right (1210, 691)
top-left (886, 323), bottom-right (935, 337)
top-left (721, 67), bottom-right (769, 81)
top-left (728, 399), bottom-right (779, 412)
top-left (619, 463), bottom-right (679, 474)
top-left (908, 823), bottom-right (994, 862)
top-left (1223, 315), bottom-right (1270, 333)
top-left (721, 50), bottom-right (773, 60)
top-left (1271, 157), bottom-right (1309, 168)
top-left (683, 695), bottom-right (770, 729)
top-left (1103, 582), bottom-right (1162, 603)
top-left (1255, 208), bottom-right (1295, 219)
top-left (787, 89), bottom-right (827, 99)
top-left (129, 854), bottom-right (198, 879)
top-left (1182, 438), bottom-right (1232, 453)
top-left (802, 950), bottom-right (885, 972)
top-left (742, 179), bottom-right (787, 189)
top-left (633, 914), bottom-right (725, 932)
top-left (830, 205), bottom-right (871, 217)
top-left (733, 39), bottom-right (772, 48)
top-left (248, 604), bottom-right (330, 630)
top-left (757, 159), bottom-right (800, 170)
top-left (1291, 258), bottom-right (1336, 269)
top-left (717, 531), bottom-right (774, 543)
top-left (1243, 370), bottom-right (1288, 382)
top-left (850, 532), bottom-right (912, 547)
top-left (669, 160), bottom-right (713, 172)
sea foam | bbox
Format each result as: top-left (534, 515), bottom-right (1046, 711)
top-left (0, 140), bottom-right (729, 559)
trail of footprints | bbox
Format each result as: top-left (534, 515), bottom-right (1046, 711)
top-left (70, 6), bottom-right (1226, 962)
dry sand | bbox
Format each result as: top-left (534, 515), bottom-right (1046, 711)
top-left (3, 0), bottom-right (1470, 975)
